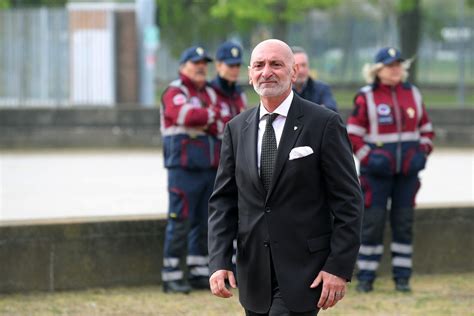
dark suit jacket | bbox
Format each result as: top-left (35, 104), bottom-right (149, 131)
top-left (208, 94), bottom-right (363, 313)
top-left (293, 77), bottom-right (338, 112)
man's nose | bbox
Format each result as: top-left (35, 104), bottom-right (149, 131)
top-left (261, 63), bottom-right (273, 78)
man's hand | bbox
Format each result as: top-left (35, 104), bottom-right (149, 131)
top-left (311, 271), bottom-right (347, 310)
top-left (209, 270), bottom-right (237, 298)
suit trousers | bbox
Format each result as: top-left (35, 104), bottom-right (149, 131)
top-left (244, 249), bottom-right (319, 316)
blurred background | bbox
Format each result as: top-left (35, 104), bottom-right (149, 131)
top-left (0, 0), bottom-right (472, 108)
top-left (0, 0), bottom-right (472, 306)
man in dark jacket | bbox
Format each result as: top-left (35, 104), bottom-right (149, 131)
top-left (291, 46), bottom-right (338, 112)
top-left (208, 39), bottom-right (363, 315)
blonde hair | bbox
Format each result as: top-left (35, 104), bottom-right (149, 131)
top-left (362, 58), bottom-right (414, 84)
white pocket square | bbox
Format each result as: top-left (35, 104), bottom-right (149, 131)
top-left (289, 146), bottom-right (314, 160)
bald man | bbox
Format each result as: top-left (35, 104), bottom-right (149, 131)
top-left (208, 39), bottom-right (363, 315)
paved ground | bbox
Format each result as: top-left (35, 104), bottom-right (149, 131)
top-left (0, 148), bottom-right (472, 222)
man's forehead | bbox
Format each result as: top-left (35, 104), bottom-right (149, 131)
top-left (251, 55), bottom-right (286, 63)
top-left (251, 43), bottom-right (292, 64)
top-left (251, 49), bottom-right (288, 64)
top-left (294, 52), bottom-right (308, 61)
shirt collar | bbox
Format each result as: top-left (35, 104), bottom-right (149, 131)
top-left (259, 90), bottom-right (294, 120)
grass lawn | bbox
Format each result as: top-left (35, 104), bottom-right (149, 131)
top-left (0, 273), bottom-right (472, 315)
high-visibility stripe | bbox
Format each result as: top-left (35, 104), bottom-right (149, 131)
top-left (190, 266), bottom-right (210, 277)
top-left (364, 131), bottom-right (420, 143)
top-left (419, 122), bottom-right (433, 133)
top-left (169, 80), bottom-right (190, 98)
top-left (207, 108), bottom-right (215, 125)
top-left (363, 87), bottom-right (379, 140)
top-left (186, 255), bottom-right (208, 266)
top-left (241, 92), bottom-right (248, 110)
top-left (355, 145), bottom-right (371, 160)
top-left (359, 244), bottom-right (384, 255)
top-left (163, 257), bottom-right (179, 268)
top-left (177, 104), bottom-right (194, 125)
top-left (161, 126), bottom-right (207, 137)
top-left (420, 137), bottom-right (433, 145)
top-left (357, 260), bottom-right (379, 271)
top-left (347, 124), bottom-right (367, 136)
top-left (392, 257), bottom-right (412, 268)
top-left (391, 242), bottom-right (412, 254)
top-left (161, 270), bottom-right (184, 281)
top-left (205, 86), bottom-right (217, 105)
top-left (411, 86), bottom-right (423, 124)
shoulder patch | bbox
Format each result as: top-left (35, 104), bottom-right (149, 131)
top-left (172, 94), bottom-right (187, 106)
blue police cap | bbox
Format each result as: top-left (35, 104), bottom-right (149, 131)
top-left (179, 46), bottom-right (213, 64)
top-left (375, 47), bottom-right (404, 65)
top-left (215, 41), bottom-right (242, 65)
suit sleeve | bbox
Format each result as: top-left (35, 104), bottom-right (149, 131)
top-left (320, 114), bottom-right (363, 281)
top-left (208, 124), bottom-right (239, 275)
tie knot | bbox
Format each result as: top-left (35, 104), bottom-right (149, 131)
top-left (266, 113), bottom-right (278, 125)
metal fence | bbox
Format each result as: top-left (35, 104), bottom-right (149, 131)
top-left (0, 8), bottom-right (69, 106)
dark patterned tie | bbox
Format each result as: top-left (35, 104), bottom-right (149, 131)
top-left (260, 113), bottom-right (279, 192)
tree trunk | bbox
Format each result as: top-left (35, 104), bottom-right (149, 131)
top-left (272, 0), bottom-right (288, 42)
top-left (397, 0), bottom-right (421, 84)
top-left (272, 18), bottom-right (288, 42)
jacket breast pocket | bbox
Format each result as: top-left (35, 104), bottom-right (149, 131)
top-left (307, 233), bottom-right (331, 253)
top-left (286, 153), bottom-right (317, 172)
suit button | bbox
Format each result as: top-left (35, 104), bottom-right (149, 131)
top-left (263, 241), bottom-right (270, 247)
top-left (265, 207), bottom-right (271, 213)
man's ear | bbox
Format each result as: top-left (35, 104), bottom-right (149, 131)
top-left (291, 64), bottom-right (299, 83)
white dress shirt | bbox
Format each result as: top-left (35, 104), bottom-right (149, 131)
top-left (257, 91), bottom-right (294, 172)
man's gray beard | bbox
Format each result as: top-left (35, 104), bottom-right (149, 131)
top-left (253, 80), bottom-right (291, 97)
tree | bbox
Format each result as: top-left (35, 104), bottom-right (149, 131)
top-left (210, 0), bottom-right (338, 42)
top-left (397, 0), bottom-right (421, 84)
top-left (156, 0), bottom-right (236, 57)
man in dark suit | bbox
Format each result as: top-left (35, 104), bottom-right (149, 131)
top-left (208, 39), bottom-right (363, 315)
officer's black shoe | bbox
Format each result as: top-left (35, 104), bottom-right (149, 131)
top-left (163, 280), bottom-right (191, 294)
top-left (356, 280), bottom-right (374, 293)
top-left (395, 278), bottom-right (411, 292)
top-left (189, 277), bottom-right (210, 290)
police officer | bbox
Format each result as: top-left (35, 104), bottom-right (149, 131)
top-left (160, 46), bottom-right (232, 294)
top-left (291, 46), bottom-right (338, 112)
top-left (211, 41), bottom-right (247, 117)
top-left (347, 47), bottom-right (435, 293)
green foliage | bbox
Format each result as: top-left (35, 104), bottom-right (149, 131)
top-left (0, 0), bottom-right (10, 9)
top-left (210, 0), bottom-right (338, 24)
top-left (397, 0), bottom-right (418, 12)
top-left (156, 0), bottom-right (235, 58)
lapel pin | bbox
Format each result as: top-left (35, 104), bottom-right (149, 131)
top-left (294, 126), bottom-right (298, 130)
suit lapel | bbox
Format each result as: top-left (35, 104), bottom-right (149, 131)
top-left (266, 96), bottom-right (304, 202)
top-left (242, 107), bottom-right (266, 195)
